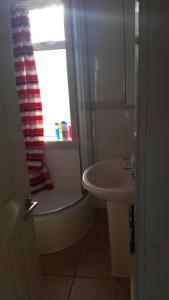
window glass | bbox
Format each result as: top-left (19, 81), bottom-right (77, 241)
top-left (29, 5), bottom-right (65, 43)
top-left (29, 5), bottom-right (72, 141)
top-left (34, 49), bottom-right (71, 140)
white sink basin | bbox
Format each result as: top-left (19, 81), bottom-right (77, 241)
top-left (82, 159), bottom-right (134, 203)
top-left (83, 158), bottom-right (135, 277)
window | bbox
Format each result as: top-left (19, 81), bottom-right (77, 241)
top-left (29, 5), bottom-right (72, 141)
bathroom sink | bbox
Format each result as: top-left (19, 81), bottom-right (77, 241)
top-left (82, 159), bottom-right (134, 203)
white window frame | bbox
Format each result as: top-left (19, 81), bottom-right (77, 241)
top-left (33, 41), bottom-right (66, 52)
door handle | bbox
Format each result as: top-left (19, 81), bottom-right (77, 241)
top-left (24, 198), bottom-right (38, 220)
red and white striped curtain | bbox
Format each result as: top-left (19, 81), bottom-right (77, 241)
top-left (10, 7), bottom-right (53, 194)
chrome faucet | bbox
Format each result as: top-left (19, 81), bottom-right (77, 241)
top-left (123, 152), bottom-right (135, 179)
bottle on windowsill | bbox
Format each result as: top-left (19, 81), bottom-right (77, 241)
top-left (62, 121), bottom-right (68, 141)
top-left (58, 121), bottom-right (63, 141)
top-left (55, 122), bottom-right (60, 141)
top-left (68, 122), bottom-right (72, 141)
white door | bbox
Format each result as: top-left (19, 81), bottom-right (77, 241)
top-left (0, 1), bottom-right (41, 299)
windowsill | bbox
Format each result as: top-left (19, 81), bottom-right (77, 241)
top-left (44, 140), bottom-right (79, 150)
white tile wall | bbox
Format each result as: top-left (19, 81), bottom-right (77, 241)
top-left (45, 149), bottom-right (81, 191)
top-left (92, 108), bottom-right (135, 208)
top-left (85, 0), bottom-right (135, 208)
top-left (44, 108), bottom-right (135, 208)
top-left (85, 0), bottom-right (125, 103)
top-left (42, 0), bottom-right (135, 208)
top-left (93, 108), bottom-right (135, 162)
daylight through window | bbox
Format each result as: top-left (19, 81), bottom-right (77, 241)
top-left (29, 5), bottom-right (72, 141)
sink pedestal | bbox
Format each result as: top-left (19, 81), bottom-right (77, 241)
top-left (107, 201), bottom-right (130, 278)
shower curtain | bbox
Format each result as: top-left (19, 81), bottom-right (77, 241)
top-left (10, 7), bottom-right (53, 194)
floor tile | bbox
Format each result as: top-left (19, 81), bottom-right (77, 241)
top-left (94, 209), bottom-right (109, 228)
top-left (40, 247), bottom-right (80, 276)
top-left (118, 278), bottom-right (130, 300)
top-left (69, 239), bottom-right (84, 249)
top-left (83, 211), bottom-right (110, 248)
top-left (42, 275), bottom-right (73, 300)
top-left (76, 247), bottom-right (112, 279)
top-left (83, 227), bottom-right (110, 249)
top-left (69, 277), bottom-right (117, 300)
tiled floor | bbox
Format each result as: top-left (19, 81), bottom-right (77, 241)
top-left (40, 209), bottom-right (130, 300)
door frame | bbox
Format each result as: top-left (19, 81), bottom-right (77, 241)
top-left (136, 0), bottom-right (169, 299)
top-left (135, 0), bottom-right (149, 299)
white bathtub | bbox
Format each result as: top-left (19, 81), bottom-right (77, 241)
top-left (33, 189), bottom-right (95, 254)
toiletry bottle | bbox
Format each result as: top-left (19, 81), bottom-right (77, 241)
top-left (58, 121), bottom-right (63, 141)
top-left (62, 121), bottom-right (68, 141)
top-left (55, 122), bottom-right (60, 141)
top-left (68, 122), bottom-right (72, 140)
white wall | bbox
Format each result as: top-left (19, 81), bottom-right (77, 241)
top-left (43, 0), bottom-right (135, 208)
top-left (93, 108), bottom-right (135, 161)
top-left (92, 107), bottom-right (135, 208)
top-left (85, 0), bottom-right (135, 208)
top-left (85, 0), bottom-right (125, 103)
top-left (44, 106), bottom-right (135, 208)
top-left (45, 148), bottom-right (82, 192)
